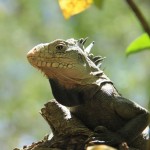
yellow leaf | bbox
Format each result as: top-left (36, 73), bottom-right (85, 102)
top-left (58, 0), bottom-right (93, 19)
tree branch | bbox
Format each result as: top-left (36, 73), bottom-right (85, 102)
top-left (126, 0), bottom-right (150, 36)
top-left (13, 100), bottom-right (137, 150)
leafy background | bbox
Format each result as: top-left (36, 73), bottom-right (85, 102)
top-left (0, 0), bottom-right (149, 150)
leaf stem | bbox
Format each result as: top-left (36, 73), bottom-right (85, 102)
top-left (126, 0), bottom-right (150, 36)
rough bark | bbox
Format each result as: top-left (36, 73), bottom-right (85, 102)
top-left (14, 100), bottom-right (138, 150)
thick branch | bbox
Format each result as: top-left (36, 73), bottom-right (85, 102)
top-left (14, 100), bottom-right (134, 150)
top-left (40, 100), bottom-right (93, 137)
top-left (126, 0), bottom-right (150, 36)
top-left (14, 100), bottom-right (93, 150)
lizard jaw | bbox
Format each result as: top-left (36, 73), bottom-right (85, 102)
top-left (27, 40), bottom-right (100, 87)
top-left (27, 52), bottom-right (96, 87)
top-left (27, 42), bottom-right (76, 69)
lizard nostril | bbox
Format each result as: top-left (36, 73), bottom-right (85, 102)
top-left (27, 48), bottom-right (37, 58)
top-left (27, 50), bottom-right (34, 58)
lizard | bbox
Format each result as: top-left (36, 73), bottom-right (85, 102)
top-left (27, 38), bottom-right (150, 149)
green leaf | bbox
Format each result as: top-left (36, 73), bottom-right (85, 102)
top-left (93, 0), bottom-right (104, 9)
top-left (126, 33), bottom-right (150, 55)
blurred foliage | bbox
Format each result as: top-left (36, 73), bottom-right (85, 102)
top-left (58, 0), bottom-right (93, 19)
top-left (93, 0), bottom-right (103, 9)
top-left (59, 0), bottom-right (150, 54)
top-left (58, 0), bottom-right (104, 19)
top-left (0, 0), bottom-right (149, 150)
top-left (126, 33), bottom-right (150, 55)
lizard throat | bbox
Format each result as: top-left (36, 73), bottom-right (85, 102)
top-left (42, 68), bottom-right (98, 89)
top-left (27, 56), bottom-right (98, 88)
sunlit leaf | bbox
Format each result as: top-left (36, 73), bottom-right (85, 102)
top-left (93, 0), bottom-right (103, 9)
top-left (58, 0), bottom-right (93, 19)
top-left (126, 33), bottom-right (150, 55)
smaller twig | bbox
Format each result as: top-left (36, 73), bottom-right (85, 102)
top-left (126, 0), bottom-right (150, 36)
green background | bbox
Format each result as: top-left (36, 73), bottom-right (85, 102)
top-left (0, 0), bottom-right (149, 149)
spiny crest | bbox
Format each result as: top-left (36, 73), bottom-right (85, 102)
top-left (77, 38), bottom-right (105, 68)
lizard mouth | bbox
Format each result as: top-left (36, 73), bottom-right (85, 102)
top-left (27, 53), bottom-right (75, 70)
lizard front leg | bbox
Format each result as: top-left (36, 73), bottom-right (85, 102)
top-left (86, 83), bottom-right (150, 149)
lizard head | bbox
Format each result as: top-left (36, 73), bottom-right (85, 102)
top-left (27, 38), bottom-right (104, 88)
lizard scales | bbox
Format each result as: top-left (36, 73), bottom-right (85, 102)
top-left (27, 38), bottom-right (150, 149)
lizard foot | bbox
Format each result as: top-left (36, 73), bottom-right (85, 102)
top-left (85, 126), bottom-right (127, 148)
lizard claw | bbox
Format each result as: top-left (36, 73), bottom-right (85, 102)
top-left (85, 126), bottom-right (126, 148)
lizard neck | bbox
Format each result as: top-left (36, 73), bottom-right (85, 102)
top-left (48, 71), bottom-right (112, 107)
top-left (45, 67), bottom-right (107, 89)
top-left (43, 66), bottom-right (102, 89)
top-left (49, 78), bottom-right (100, 107)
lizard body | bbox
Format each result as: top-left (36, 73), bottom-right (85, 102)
top-left (27, 38), bottom-right (150, 149)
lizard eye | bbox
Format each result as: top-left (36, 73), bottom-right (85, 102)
top-left (56, 45), bottom-right (64, 50)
